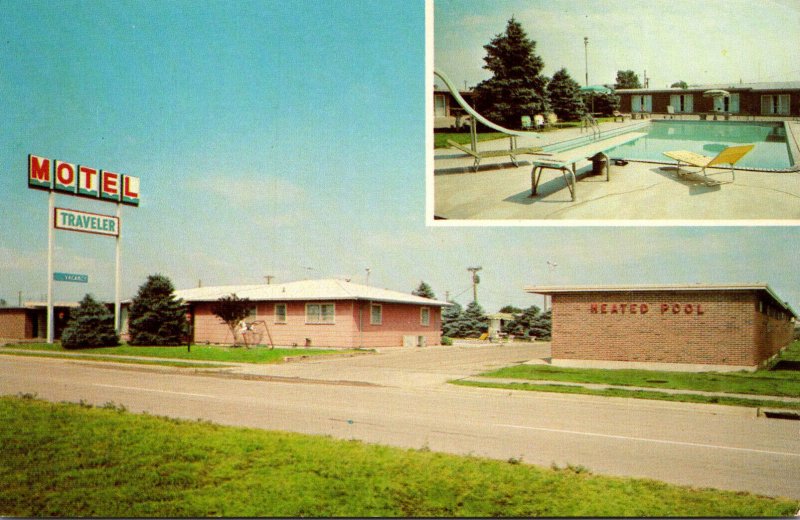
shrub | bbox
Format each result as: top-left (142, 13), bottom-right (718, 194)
top-left (61, 294), bottom-right (119, 349)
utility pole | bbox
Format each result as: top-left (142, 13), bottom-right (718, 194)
top-left (584, 37), bottom-right (589, 87)
top-left (263, 275), bottom-right (274, 285)
top-left (365, 267), bottom-right (371, 285)
top-left (467, 266), bottom-right (482, 303)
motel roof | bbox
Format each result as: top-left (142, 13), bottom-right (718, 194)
top-left (174, 279), bottom-right (451, 307)
top-left (617, 81), bottom-right (800, 95)
top-left (524, 284), bottom-right (798, 318)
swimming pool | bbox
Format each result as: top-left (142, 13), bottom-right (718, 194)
top-left (605, 120), bottom-right (795, 170)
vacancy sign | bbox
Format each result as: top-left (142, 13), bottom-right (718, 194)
top-left (54, 208), bottom-right (119, 237)
top-left (28, 154), bottom-right (140, 206)
top-left (54, 272), bottom-right (89, 283)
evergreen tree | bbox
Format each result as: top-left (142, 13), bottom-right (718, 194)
top-left (441, 300), bottom-right (463, 338)
top-left (128, 274), bottom-right (187, 346)
top-left (412, 281), bottom-right (436, 299)
top-left (547, 68), bottom-right (586, 122)
top-left (588, 92), bottom-right (621, 116)
top-left (61, 294), bottom-right (119, 349)
top-left (504, 305), bottom-right (551, 340)
top-left (473, 18), bottom-right (550, 128)
top-left (614, 70), bottom-right (642, 89)
top-left (442, 300), bottom-right (488, 338)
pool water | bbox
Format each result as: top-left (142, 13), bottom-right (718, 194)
top-left (605, 121), bottom-right (793, 170)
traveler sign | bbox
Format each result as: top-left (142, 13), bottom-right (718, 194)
top-left (54, 272), bottom-right (89, 283)
top-left (54, 207), bottom-right (119, 237)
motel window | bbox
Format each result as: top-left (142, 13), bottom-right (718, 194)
top-left (370, 303), bottom-right (383, 325)
top-left (306, 303), bottom-right (335, 324)
top-left (631, 95), bottom-right (652, 113)
top-left (761, 94), bottom-right (790, 115)
top-left (669, 94), bottom-right (693, 113)
top-left (274, 303), bottom-right (287, 324)
top-left (420, 307), bottom-right (430, 327)
top-left (434, 94), bottom-right (447, 117)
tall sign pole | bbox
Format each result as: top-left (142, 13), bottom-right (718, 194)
top-left (115, 202), bottom-right (122, 333)
top-left (47, 191), bottom-right (54, 343)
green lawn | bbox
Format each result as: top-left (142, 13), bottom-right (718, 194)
top-left (433, 131), bottom-right (508, 149)
top-left (0, 342), bottom-right (366, 364)
top-left (466, 341), bottom-right (800, 406)
top-left (1, 396), bottom-right (796, 517)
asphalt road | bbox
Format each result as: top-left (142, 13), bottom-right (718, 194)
top-left (2, 349), bottom-right (799, 500)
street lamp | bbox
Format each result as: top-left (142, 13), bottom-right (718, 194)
top-left (584, 37), bottom-right (589, 87)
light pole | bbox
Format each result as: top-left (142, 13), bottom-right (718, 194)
top-left (584, 37), bottom-right (589, 87)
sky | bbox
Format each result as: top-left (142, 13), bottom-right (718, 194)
top-left (434, 0), bottom-right (800, 90)
top-left (2, 0), bottom-right (800, 315)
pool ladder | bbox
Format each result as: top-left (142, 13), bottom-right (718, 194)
top-left (581, 113), bottom-right (601, 139)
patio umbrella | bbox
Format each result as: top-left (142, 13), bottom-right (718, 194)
top-left (580, 85), bottom-right (613, 94)
top-left (579, 85), bottom-right (613, 114)
top-left (703, 89), bottom-right (731, 98)
top-left (703, 89), bottom-right (731, 114)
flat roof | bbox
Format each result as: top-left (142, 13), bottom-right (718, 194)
top-left (525, 284), bottom-right (797, 318)
top-left (175, 278), bottom-right (451, 307)
top-left (617, 81), bottom-right (800, 95)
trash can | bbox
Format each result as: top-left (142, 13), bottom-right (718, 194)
top-left (590, 153), bottom-right (607, 175)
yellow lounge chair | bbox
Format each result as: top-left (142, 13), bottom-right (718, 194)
top-left (662, 144), bottom-right (754, 186)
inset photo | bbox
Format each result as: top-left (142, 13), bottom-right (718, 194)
top-left (429, 0), bottom-right (800, 223)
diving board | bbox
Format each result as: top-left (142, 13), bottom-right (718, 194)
top-left (434, 69), bottom-right (542, 151)
top-left (531, 131), bottom-right (648, 201)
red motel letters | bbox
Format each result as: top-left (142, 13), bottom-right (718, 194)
top-left (28, 154), bottom-right (140, 206)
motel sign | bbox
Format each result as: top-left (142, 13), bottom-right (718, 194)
top-left (28, 154), bottom-right (139, 206)
top-left (28, 153), bottom-right (141, 343)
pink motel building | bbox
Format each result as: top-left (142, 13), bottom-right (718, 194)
top-left (176, 279), bottom-right (450, 348)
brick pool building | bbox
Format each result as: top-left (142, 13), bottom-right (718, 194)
top-left (175, 279), bottom-right (449, 348)
top-left (526, 284), bottom-right (796, 372)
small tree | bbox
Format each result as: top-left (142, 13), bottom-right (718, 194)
top-left (547, 68), bottom-right (586, 122)
top-left (474, 17), bottom-right (550, 128)
top-left (61, 294), bottom-right (119, 349)
top-left (412, 281), bottom-right (436, 299)
top-left (670, 80), bottom-right (688, 89)
top-left (128, 274), bottom-right (187, 346)
top-left (614, 70), bottom-right (642, 89)
top-left (211, 294), bottom-right (253, 347)
top-left (504, 305), bottom-right (551, 340)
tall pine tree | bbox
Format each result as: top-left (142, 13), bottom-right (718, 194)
top-left (412, 281), bottom-right (436, 299)
top-left (474, 17), bottom-right (550, 128)
top-left (547, 68), bottom-right (586, 122)
top-left (127, 274), bottom-right (187, 346)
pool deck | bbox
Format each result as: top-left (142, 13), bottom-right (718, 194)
top-left (432, 118), bottom-right (800, 222)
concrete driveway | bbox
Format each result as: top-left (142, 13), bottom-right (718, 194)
top-left (227, 342), bottom-right (549, 388)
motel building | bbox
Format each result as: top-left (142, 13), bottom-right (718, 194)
top-left (175, 279), bottom-right (450, 348)
top-left (526, 284), bottom-right (796, 372)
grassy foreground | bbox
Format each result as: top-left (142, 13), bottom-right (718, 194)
top-left (1, 342), bottom-right (363, 364)
top-left (1, 396), bottom-right (797, 517)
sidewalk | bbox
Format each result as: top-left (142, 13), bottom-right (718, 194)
top-left (460, 376), bottom-right (800, 405)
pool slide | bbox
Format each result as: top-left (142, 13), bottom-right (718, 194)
top-left (434, 69), bottom-right (541, 138)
